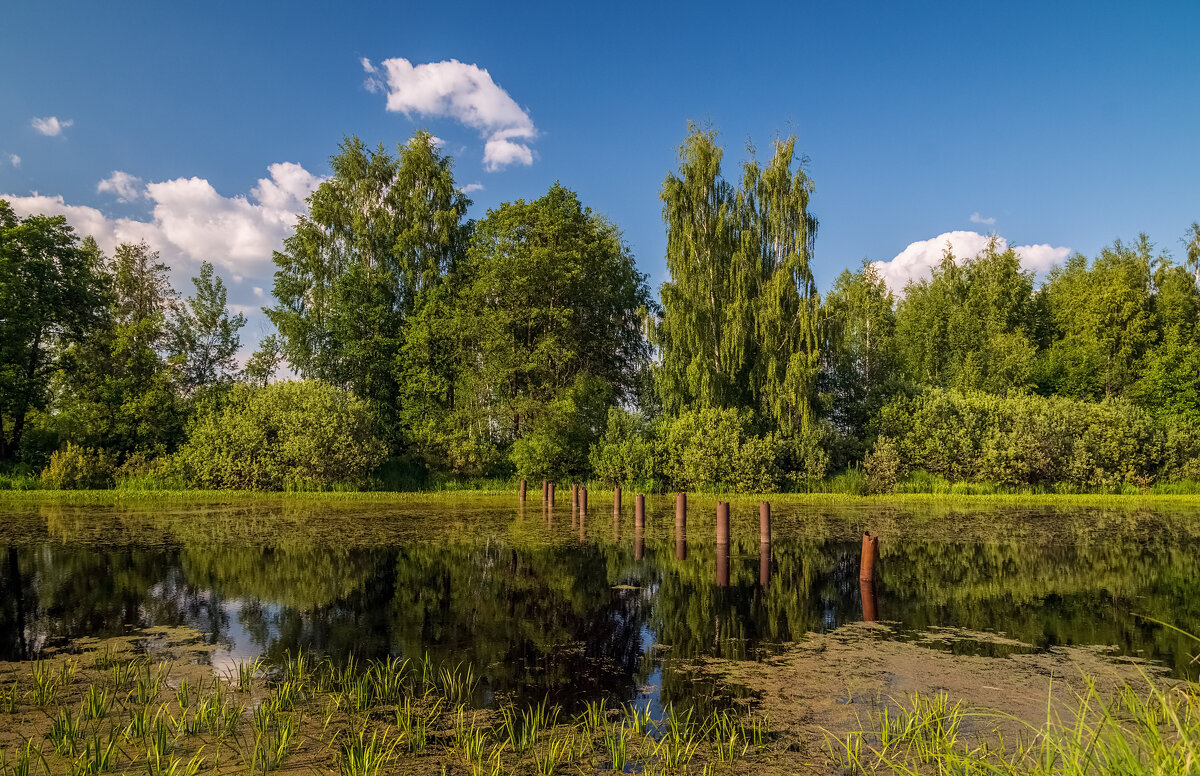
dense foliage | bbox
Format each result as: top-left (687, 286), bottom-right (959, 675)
top-left (3, 126), bottom-right (1200, 491)
top-left (173, 381), bottom-right (387, 490)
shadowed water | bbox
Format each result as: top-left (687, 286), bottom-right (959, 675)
top-left (1, 496), bottom-right (1198, 713)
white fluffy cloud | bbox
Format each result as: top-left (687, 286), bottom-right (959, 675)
top-left (364, 57), bottom-right (537, 171)
top-left (969, 211), bottom-right (995, 226)
top-left (460, 182), bottom-right (484, 194)
top-left (3, 162), bottom-right (322, 283)
top-left (8, 154), bottom-right (19, 168)
top-left (31, 116), bottom-right (73, 136)
top-left (97, 170), bottom-right (144, 202)
top-left (872, 230), bottom-right (1072, 291)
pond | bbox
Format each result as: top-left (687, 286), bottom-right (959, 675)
top-left (2, 494), bottom-right (1198, 719)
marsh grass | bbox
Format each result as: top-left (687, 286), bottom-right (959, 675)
top-left (829, 677), bottom-right (1200, 775)
top-left (0, 644), bottom-right (792, 775)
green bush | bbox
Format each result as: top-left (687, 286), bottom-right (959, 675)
top-left (39, 443), bottom-right (117, 489)
top-left (172, 380), bottom-right (388, 490)
top-left (656, 407), bottom-right (781, 492)
top-left (863, 435), bottom-right (902, 494)
top-left (876, 388), bottom-right (1172, 488)
top-left (510, 375), bottom-right (613, 480)
top-left (588, 408), bottom-right (659, 488)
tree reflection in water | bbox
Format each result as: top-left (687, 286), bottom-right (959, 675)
top-left (0, 498), bottom-right (1197, 710)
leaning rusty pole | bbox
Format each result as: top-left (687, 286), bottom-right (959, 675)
top-left (860, 531), bottom-right (879, 622)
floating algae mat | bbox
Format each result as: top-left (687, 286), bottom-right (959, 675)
top-left (0, 496), bottom-right (1198, 772)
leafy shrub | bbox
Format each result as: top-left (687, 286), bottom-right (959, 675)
top-left (588, 408), bottom-right (659, 488)
top-left (510, 376), bottom-right (613, 480)
top-left (39, 443), bottom-right (117, 489)
top-left (656, 407), bottom-right (781, 492)
top-left (172, 380), bottom-right (387, 490)
top-left (863, 435), bottom-right (902, 494)
top-left (876, 388), bottom-right (1170, 489)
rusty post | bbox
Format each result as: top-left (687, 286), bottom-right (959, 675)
top-left (519, 479), bottom-right (527, 501)
top-left (635, 494), bottom-right (645, 528)
top-left (581, 487), bottom-right (588, 513)
top-left (549, 482), bottom-right (556, 504)
top-left (542, 480), bottom-right (548, 501)
top-left (572, 484), bottom-right (578, 507)
top-left (716, 501), bottom-right (730, 546)
top-left (759, 501), bottom-right (771, 544)
top-left (859, 532), bottom-right (878, 582)
top-left (716, 540), bottom-right (729, 586)
top-left (614, 484), bottom-right (622, 514)
top-left (675, 492), bottom-right (687, 530)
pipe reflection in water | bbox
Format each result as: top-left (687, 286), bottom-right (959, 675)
top-left (716, 501), bottom-right (730, 545)
top-left (675, 522), bottom-right (687, 561)
top-left (861, 578), bottom-right (878, 622)
top-left (634, 525), bottom-right (644, 560)
top-left (716, 539), bottom-right (730, 587)
top-left (759, 542), bottom-right (770, 588)
top-left (578, 504), bottom-right (586, 541)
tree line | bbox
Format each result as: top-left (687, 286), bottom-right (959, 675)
top-left (3, 126), bottom-right (1200, 491)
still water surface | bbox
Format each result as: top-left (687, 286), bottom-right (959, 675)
top-left (1, 496), bottom-right (1197, 711)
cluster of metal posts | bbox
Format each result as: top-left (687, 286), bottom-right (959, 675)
top-left (519, 483), bottom-right (877, 612)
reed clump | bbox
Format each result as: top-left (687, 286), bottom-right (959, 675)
top-left (827, 678), bottom-right (1200, 775)
top-left (0, 644), bottom-right (777, 775)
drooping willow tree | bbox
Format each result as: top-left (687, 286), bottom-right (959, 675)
top-left (655, 124), bottom-right (820, 435)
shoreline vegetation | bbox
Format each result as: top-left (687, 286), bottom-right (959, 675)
top-left (6, 128), bottom-right (1200, 503)
top-left (6, 485), bottom-right (1200, 507)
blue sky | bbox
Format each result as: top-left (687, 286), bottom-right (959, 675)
top-left (2, 0), bottom-right (1198, 346)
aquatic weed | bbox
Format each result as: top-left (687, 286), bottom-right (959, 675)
top-left (534, 732), bottom-right (573, 775)
top-left (337, 729), bottom-right (398, 776)
top-left (47, 707), bottom-right (82, 756)
top-left (0, 739), bottom-right (47, 776)
top-left (82, 683), bottom-right (110, 721)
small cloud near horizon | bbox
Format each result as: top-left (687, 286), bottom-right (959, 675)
top-left (969, 211), bottom-right (996, 226)
top-left (872, 230), bottom-right (1071, 291)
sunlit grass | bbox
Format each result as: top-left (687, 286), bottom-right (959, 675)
top-left (827, 677), bottom-right (1200, 775)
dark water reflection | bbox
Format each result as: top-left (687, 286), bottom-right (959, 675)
top-left (1, 497), bottom-right (1198, 711)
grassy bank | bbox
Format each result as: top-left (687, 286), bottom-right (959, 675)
top-left (4, 487), bottom-right (1200, 510)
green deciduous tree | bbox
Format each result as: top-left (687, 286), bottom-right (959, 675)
top-left (654, 125), bottom-right (821, 434)
top-left (268, 132), bottom-right (470, 446)
top-left (822, 260), bottom-right (898, 443)
top-left (0, 202), bottom-right (106, 461)
top-left (169, 261), bottom-right (246, 392)
top-left (54, 242), bottom-right (182, 456)
top-left (1037, 236), bottom-right (1158, 400)
top-left (895, 239), bottom-right (1041, 395)
top-left (448, 184), bottom-right (652, 467)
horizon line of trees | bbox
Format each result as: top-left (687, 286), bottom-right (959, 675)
top-left (4, 125), bottom-right (1200, 492)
